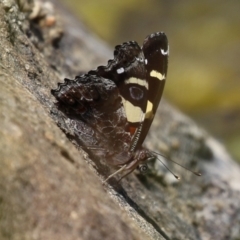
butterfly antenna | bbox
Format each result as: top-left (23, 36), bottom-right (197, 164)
top-left (157, 156), bottom-right (180, 180)
top-left (151, 150), bottom-right (201, 177)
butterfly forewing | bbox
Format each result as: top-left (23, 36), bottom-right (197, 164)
top-left (88, 41), bottom-right (149, 148)
top-left (135, 32), bottom-right (169, 148)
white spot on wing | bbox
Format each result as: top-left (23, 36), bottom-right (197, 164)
top-left (117, 67), bottom-right (124, 74)
top-left (145, 59), bottom-right (148, 65)
top-left (150, 70), bottom-right (165, 81)
top-left (125, 77), bottom-right (148, 88)
top-left (161, 45), bottom-right (169, 56)
top-left (136, 57), bottom-right (144, 63)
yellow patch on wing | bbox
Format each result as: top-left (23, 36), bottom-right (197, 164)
top-left (145, 101), bottom-right (154, 119)
top-left (150, 70), bottom-right (165, 81)
top-left (122, 98), bottom-right (144, 123)
top-left (125, 77), bottom-right (148, 88)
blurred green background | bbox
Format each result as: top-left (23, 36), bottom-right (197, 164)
top-left (60, 0), bottom-right (240, 162)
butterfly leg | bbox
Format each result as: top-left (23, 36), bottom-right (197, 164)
top-left (117, 168), bottom-right (135, 182)
top-left (103, 164), bottom-right (127, 183)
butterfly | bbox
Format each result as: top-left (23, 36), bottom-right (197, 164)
top-left (51, 32), bottom-right (169, 181)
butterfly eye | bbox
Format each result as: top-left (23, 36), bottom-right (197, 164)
top-left (138, 164), bottom-right (149, 174)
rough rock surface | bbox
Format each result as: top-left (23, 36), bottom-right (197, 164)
top-left (0, 1), bottom-right (240, 239)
